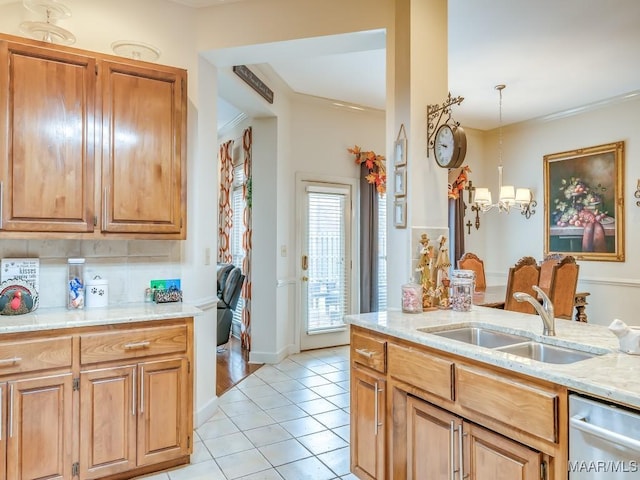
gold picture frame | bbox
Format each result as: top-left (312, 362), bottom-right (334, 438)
top-left (544, 141), bottom-right (624, 262)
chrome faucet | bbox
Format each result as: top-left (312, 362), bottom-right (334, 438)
top-left (513, 285), bottom-right (556, 336)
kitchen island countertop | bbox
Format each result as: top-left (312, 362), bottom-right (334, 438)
top-left (346, 306), bottom-right (640, 410)
top-left (0, 302), bottom-right (202, 334)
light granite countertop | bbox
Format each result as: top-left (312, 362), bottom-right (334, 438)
top-left (0, 303), bottom-right (202, 334)
top-left (346, 306), bottom-right (640, 410)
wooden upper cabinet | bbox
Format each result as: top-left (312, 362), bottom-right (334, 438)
top-left (0, 33), bottom-right (187, 239)
top-left (0, 40), bottom-right (95, 232)
top-left (100, 60), bottom-right (186, 237)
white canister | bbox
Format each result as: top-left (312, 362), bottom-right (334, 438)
top-left (85, 276), bottom-right (109, 308)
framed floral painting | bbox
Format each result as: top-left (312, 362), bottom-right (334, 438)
top-left (543, 141), bottom-right (624, 262)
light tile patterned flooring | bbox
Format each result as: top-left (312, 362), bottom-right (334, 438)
top-left (138, 345), bottom-right (356, 480)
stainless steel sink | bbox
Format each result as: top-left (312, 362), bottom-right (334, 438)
top-left (425, 327), bottom-right (531, 348)
top-left (496, 341), bottom-right (598, 364)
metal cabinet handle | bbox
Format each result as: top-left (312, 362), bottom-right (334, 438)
top-left (102, 187), bottom-right (107, 230)
top-left (124, 341), bottom-right (150, 350)
top-left (0, 357), bottom-right (21, 366)
top-left (449, 421), bottom-right (455, 480)
top-left (570, 415), bottom-right (640, 452)
top-left (132, 367), bottom-right (136, 416)
top-left (355, 348), bottom-right (374, 358)
top-left (458, 424), bottom-right (465, 480)
top-left (8, 384), bottom-right (13, 438)
top-left (373, 382), bottom-right (383, 436)
top-left (374, 381), bottom-right (379, 436)
top-left (139, 365), bottom-right (144, 414)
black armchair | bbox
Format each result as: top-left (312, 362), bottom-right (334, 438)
top-left (216, 264), bottom-right (244, 348)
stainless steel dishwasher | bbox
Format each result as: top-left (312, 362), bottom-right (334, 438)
top-left (569, 393), bottom-right (640, 479)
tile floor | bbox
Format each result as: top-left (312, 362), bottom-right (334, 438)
top-left (137, 345), bottom-right (356, 480)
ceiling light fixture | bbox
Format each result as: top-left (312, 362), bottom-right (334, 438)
top-left (19, 0), bottom-right (76, 45)
top-left (111, 40), bottom-right (161, 62)
top-left (472, 84), bottom-right (536, 223)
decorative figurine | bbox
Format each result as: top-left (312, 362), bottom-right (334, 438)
top-left (0, 279), bottom-right (38, 315)
top-left (416, 233), bottom-right (451, 309)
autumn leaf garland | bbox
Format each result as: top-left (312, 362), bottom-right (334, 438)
top-left (348, 145), bottom-right (387, 194)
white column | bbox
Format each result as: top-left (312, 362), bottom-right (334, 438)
top-left (387, 0), bottom-right (449, 307)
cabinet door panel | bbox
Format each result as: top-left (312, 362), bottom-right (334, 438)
top-left (466, 422), bottom-right (542, 480)
top-left (100, 60), bottom-right (185, 235)
top-left (406, 396), bottom-right (459, 480)
top-left (80, 365), bottom-right (137, 479)
top-left (0, 40), bottom-right (95, 232)
top-left (137, 358), bottom-right (190, 465)
top-left (6, 374), bottom-right (73, 480)
top-left (351, 367), bottom-right (385, 480)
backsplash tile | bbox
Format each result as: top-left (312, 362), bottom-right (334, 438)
top-left (0, 240), bottom-right (182, 308)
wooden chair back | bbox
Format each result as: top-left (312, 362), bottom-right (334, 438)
top-left (504, 256), bottom-right (541, 314)
top-left (548, 256), bottom-right (579, 319)
top-left (538, 253), bottom-right (564, 296)
top-left (458, 252), bottom-right (486, 291)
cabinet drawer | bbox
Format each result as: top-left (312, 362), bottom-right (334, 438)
top-left (80, 325), bottom-right (187, 364)
top-left (388, 343), bottom-right (454, 401)
top-left (352, 331), bottom-right (386, 373)
top-left (0, 336), bottom-right (72, 374)
top-left (456, 365), bottom-right (558, 443)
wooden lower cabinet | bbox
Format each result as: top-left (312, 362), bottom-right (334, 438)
top-left (350, 327), bottom-right (565, 480)
top-left (351, 367), bottom-right (386, 480)
top-left (407, 395), bottom-right (543, 480)
top-left (0, 318), bottom-right (192, 480)
top-left (79, 358), bottom-right (190, 480)
top-left (2, 374), bottom-right (74, 480)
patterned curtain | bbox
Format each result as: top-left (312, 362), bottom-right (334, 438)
top-left (218, 140), bottom-right (234, 263)
top-left (240, 127), bottom-right (253, 351)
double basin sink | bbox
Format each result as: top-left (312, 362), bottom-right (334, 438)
top-left (420, 325), bottom-right (607, 364)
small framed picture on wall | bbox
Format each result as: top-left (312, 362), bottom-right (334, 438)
top-left (394, 167), bottom-right (406, 197)
top-left (394, 137), bottom-right (407, 167)
top-left (394, 199), bottom-right (406, 228)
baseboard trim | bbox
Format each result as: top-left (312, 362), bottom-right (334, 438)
top-left (249, 343), bottom-right (297, 364)
top-left (195, 395), bottom-right (219, 428)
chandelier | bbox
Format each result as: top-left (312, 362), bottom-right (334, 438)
top-left (472, 84), bottom-right (536, 219)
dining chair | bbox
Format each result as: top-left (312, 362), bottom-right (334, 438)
top-left (538, 253), bottom-right (565, 296)
top-left (504, 256), bottom-right (541, 314)
top-left (458, 252), bottom-right (486, 291)
top-left (547, 256), bottom-right (580, 319)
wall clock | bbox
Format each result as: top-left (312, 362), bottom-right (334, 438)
top-left (433, 123), bottom-right (467, 169)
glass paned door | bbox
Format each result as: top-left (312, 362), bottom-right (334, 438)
top-left (300, 182), bottom-right (352, 350)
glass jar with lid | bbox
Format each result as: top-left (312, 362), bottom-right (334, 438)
top-left (401, 281), bottom-right (423, 313)
top-left (451, 269), bottom-right (475, 312)
top-left (67, 258), bottom-right (85, 309)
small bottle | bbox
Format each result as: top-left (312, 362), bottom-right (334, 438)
top-left (401, 281), bottom-right (423, 313)
top-left (67, 258), bottom-right (85, 309)
top-left (451, 269), bottom-right (475, 312)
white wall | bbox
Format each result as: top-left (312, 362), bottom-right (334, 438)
top-left (463, 96), bottom-right (640, 326)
